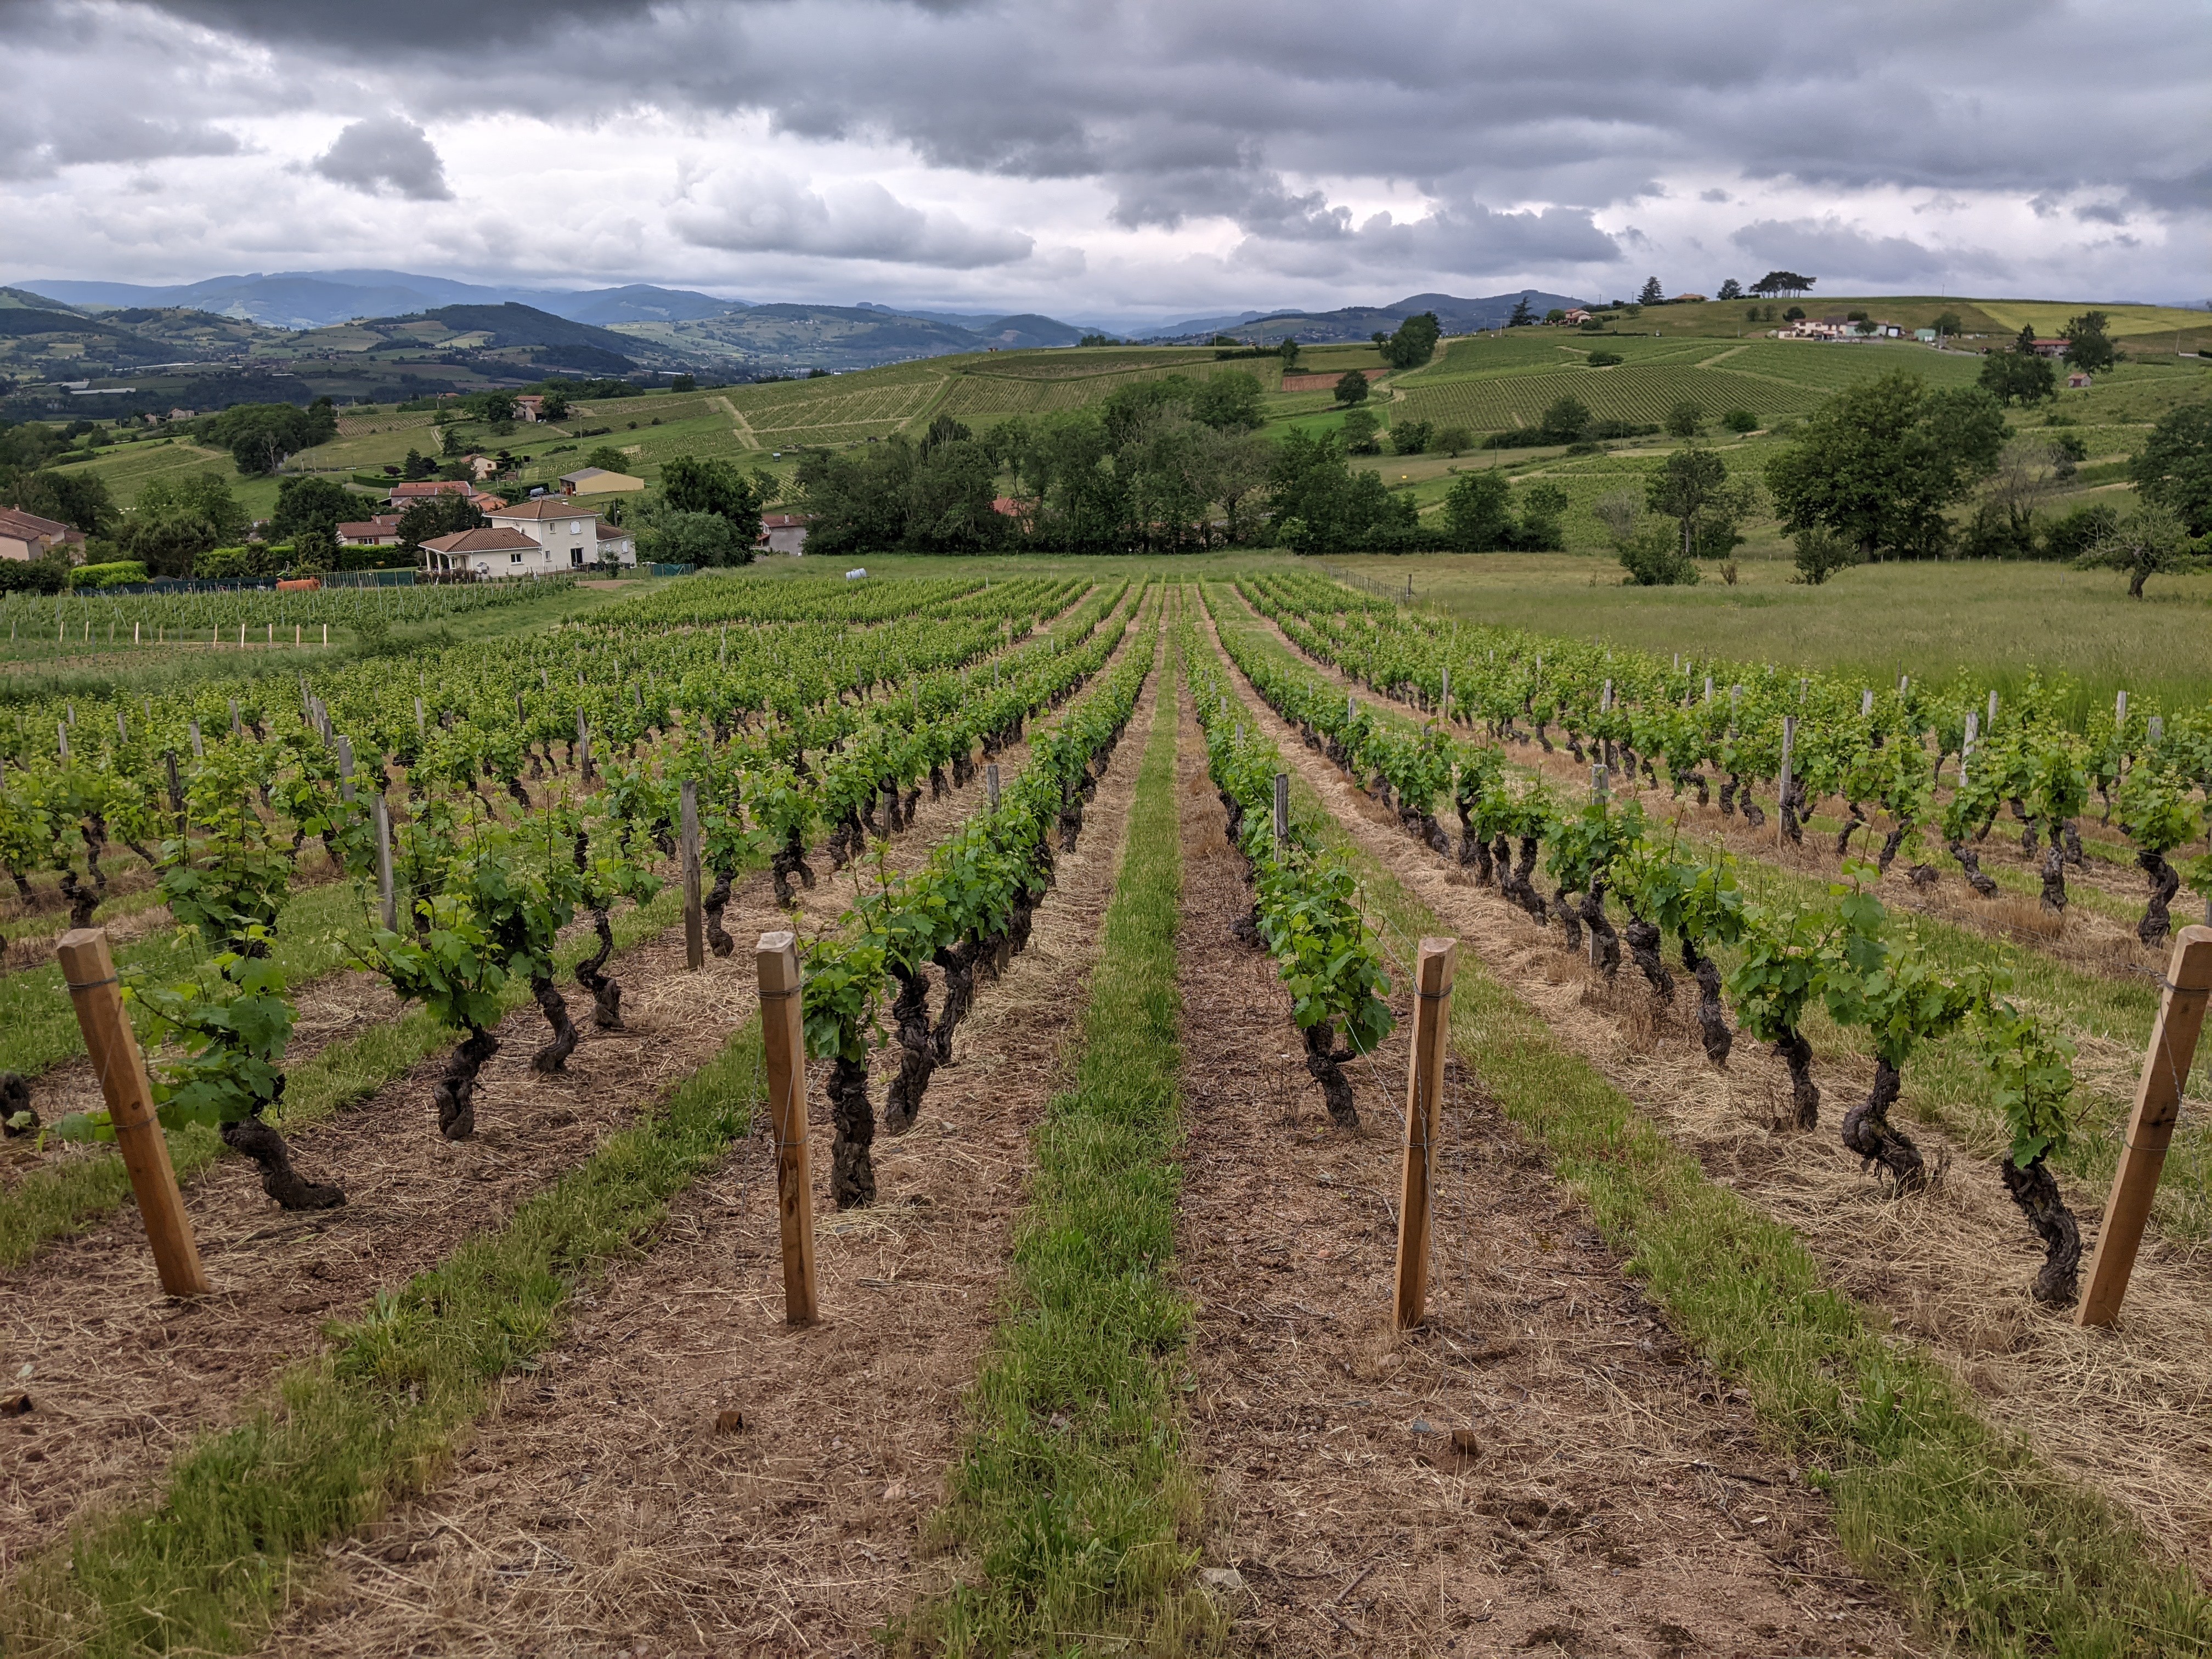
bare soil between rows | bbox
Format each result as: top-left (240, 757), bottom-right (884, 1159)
top-left (248, 634), bottom-right (1166, 1658)
top-left (1171, 665), bottom-right (1922, 1656)
top-left (0, 622), bottom-right (1145, 1575)
top-left (1202, 597), bottom-right (2212, 1582)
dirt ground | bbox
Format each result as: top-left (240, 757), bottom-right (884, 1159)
top-left (1200, 594), bottom-right (2212, 1583)
top-left (1170, 665), bottom-right (1923, 1657)
top-left (246, 632), bottom-right (1165, 1658)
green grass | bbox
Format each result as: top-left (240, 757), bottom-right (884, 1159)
top-left (0, 998), bottom-right (766, 1659)
top-left (905, 636), bottom-right (1217, 1656)
top-left (1319, 549), bottom-right (2212, 718)
top-left (1203, 622), bottom-right (2212, 1659)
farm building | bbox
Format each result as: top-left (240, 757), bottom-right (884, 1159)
top-left (0, 505), bottom-right (85, 562)
top-left (758, 512), bottom-right (813, 555)
top-left (388, 479), bottom-right (475, 507)
top-left (514, 394), bottom-right (545, 421)
top-left (336, 515), bottom-right (403, 546)
top-left (559, 466), bottom-right (645, 496)
top-left (2069, 371), bottom-right (2094, 388)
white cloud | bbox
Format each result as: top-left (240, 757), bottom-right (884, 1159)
top-left (673, 171), bottom-right (1034, 268)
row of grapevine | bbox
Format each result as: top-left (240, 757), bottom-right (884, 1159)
top-left (1396, 364), bottom-right (1829, 432)
top-left (800, 585), bottom-right (1161, 1206)
top-left (588, 572), bottom-right (1082, 631)
top-left (0, 576), bottom-right (545, 641)
top-left (1204, 584), bottom-right (2090, 1305)
top-left (1242, 572), bottom-right (2212, 946)
top-left (25, 580), bottom-right (1147, 1227)
top-left (1180, 610), bottom-right (1394, 1125)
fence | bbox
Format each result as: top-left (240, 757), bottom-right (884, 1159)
top-left (1316, 561), bottom-right (1415, 605)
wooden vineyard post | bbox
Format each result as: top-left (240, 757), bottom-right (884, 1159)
top-left (680, 780), bottom-right (704, 971)
top-left (2078, 925), bottom-right (2212, 1327)
top-left (373, 795), bottom-right (397, 932)
top-left (1392, 937), bottom-right (1458, 1331)
top-left (757, 931), bottom-right (819, 1325)
top-left (56, 930), bottom-right (210, 1297)
top-left (986, 763), bottom-right (1000, 810)
top-left (335, 736), bottom-right (356, 803)
top-left (1779, 715), bottom-right (1795, 849)
top-left (1272, 772), bottom-right (1289, 849)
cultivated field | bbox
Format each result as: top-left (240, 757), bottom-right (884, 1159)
top-left (3, 557), bottom-right (2210, 1657)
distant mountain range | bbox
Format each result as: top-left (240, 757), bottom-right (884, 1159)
top-left (14, 270), bottom-right (748, 331)
top-left (1145, 290), bottom-right (1593, 344)
top-left (0, 271), bottom-right (1600, 413)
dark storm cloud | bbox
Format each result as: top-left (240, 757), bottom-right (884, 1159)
top-left (311, 117), bottom-right (453, 201)
top-left (8, 0), bottom-right (2207, 299)
top-left (1729, 218), bottom-right (1959, 286)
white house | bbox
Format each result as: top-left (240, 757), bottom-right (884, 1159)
top-left (482, 498), bottom-right (637, 571)
top-left (421, 526), bottom-right (542, 577)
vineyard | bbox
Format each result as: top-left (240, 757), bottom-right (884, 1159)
top-left (2, 565), bottom-right (2211, 1656)
top-left (1396, 362), bottom-right (1833, 433)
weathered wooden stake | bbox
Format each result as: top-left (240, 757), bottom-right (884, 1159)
top-left (57, 930), bottom-right (210, 1297)
top-left (189, 719), bottom-right (204, 758)
top-left (1272, 771), bottom-right (1289, 849)
top-left (1779, 715), bottom-right (1795, 848)
top-left (757, 930), bottom-right (819, 1325)
top-left (577, 714), bottom-right (592, 781)
top-left (681, 779), bottom-right (704, 971)
top-left (1392, 937), bottom-right (1457, 1330)
top-left (164, 749), bottom-right (182, 820)
top-left (986, 763), bottom-right (1000, 810)
top-left (336, 736), bottom-right (356, 803)
top-left (2077, 926), bottom-right (2212, 1327)
top-left (373, 795), bottom-right (397, 932)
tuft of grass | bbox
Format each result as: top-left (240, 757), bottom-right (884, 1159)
top-left (902, 645), bottom-right (1220, 1657)
top-left (0, 1001), bottom-right (765, 1658)
top-left (1244, 669), bottom-right (2212, 1657)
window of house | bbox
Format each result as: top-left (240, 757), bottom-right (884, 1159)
top-left (571, 548), bottom-right (584, 565)
top-left (510, 551), bottom-right (523, 563)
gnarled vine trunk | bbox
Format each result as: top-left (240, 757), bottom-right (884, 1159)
top-left (2137, 848), bottom-right (2180, 946)
top-left (1681, 938), bottom-right (1731, 1067)
top-left (1623, 917), bottom-right (1673, 1000)
top-left (2039, 841), bottom-right (2068, 913)
top-left (436, 1026), bottom-right (499, 1139)
top-left (931, 943), bottom-right (977, 1062)
top-left (880, 967), bottom-right (936, 1136)
top-left (1949, 839), bottom-right (1999, 898)
top-left (1839, 1056), bottom-right (1926, 1190)
top-left (828, 1055), bottom-right (877, 1209)
top-left (1554, 885), bottom-right (1584, 951)
top-left (1999, 1154), bottom-right (2081, 1306)
top-left (1579, 882), bottom-right (1620, 978)
top-left (531, 975), bottom-right (579, 1071)
top-left (1303, 1020), bottom-right (1359, 1127)
top-left (1776, 1030), bottom-right (1820, 1131)
top-left (703, 868), bottom-right (736, 957)
top-left (222, 1113), bottom-right (345, 1211)
top-left (771, 831), bottom-right (815, 907)
top-left (575, 911), bottom-right (623, 1029)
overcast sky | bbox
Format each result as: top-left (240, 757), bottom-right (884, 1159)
top-left (2, 0), bottom-right (2205, 324)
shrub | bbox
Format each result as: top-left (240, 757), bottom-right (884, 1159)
top-left (1434, 425), bottom-right (1473, 455)
top-left (1585, 349), bottom-right (1624, 367)
top-left (1390, 418), bottom-right (1434, 455)
top-left (1334, 371), bottom-right (1370, 407)
top-left (0, 558), bottom-right (69, 594)
top-left (1721, 409), bottom-right (1759, 433)
top-left (66, 560), bottom-right (148, 589)
top-left (1792, 527), bottom-right (1863, 585)
top-left (1619, 522), bottom-right (1700, 585)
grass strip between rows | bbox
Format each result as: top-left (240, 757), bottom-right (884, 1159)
top-left (0, 1001), bottom-right (767, 1657)
top-left (904, 635), bottom-right (1219, 1657)
top-left (0, 881), bottom-right (692, 1269)
top-left (1213, 630), bottom-right (2212, 1658)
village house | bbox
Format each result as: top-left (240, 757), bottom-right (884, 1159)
top-left (481, 498), bottom-right (637, 571)
top-left (514, 394), bottom-right (545, 422)
top-left (758, 511), bottom-right (813, 555)
top-left (1669, 292), bottom-right (1708, 304)
top-left (388, 479), bottom-right (475, 507)
top-left (337, 514), bottom-right (404, 546)
top-left (2030, 338), bottom-right (2070, 358)
top-left (1560, 308), bottom-right (1595, 325)
top-left (0, 505), bottom-right (86, 563)
top-left (558, 466), bottom-right (645, 496)
top-left (2068, 371), bottom-right (2094, 388)
top-left (420, 526), bottom-right (541, 577)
